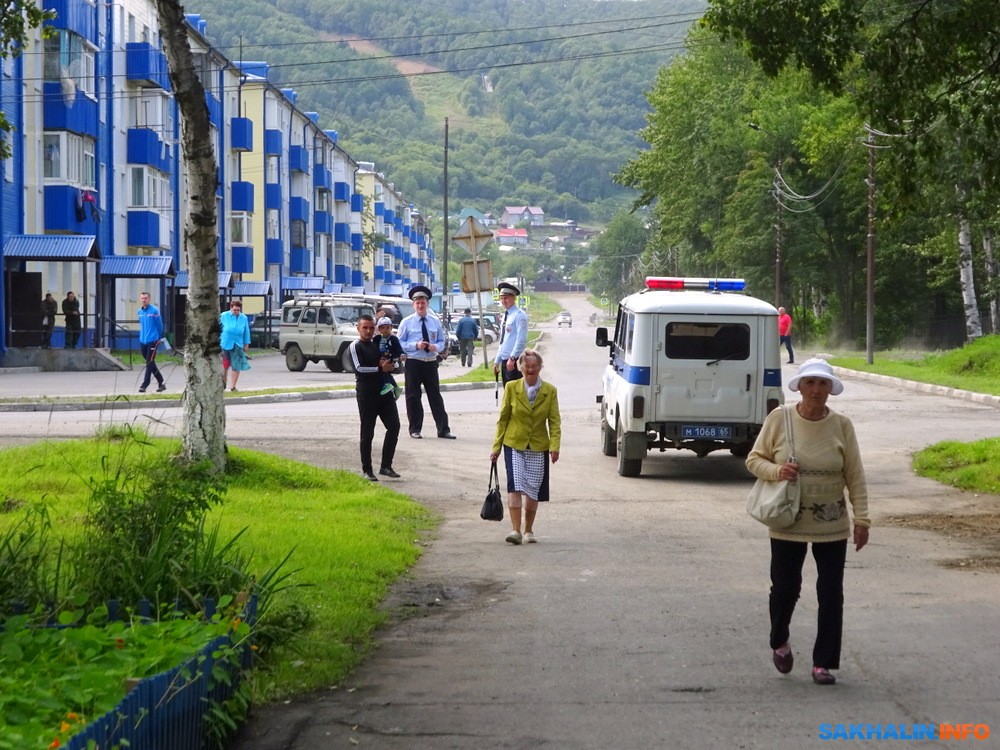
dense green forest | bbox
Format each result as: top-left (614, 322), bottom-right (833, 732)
top-left (185, 0), bottom-right (704, 222)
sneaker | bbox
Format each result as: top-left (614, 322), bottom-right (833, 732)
top-left (393, 385), bottom-right (403, 400)
top-left (380, 383), bottom-right (394, 396)
top-left (156, 383), bottom-right (166, 392)
top-left (379, 467), bottom-right (401, 478)
top-left (505, 531), bottom-right (523, 545)
top-left (138, 387), bottom-right (147, 393)
top-left (523, 531), bottom-right (537, 544)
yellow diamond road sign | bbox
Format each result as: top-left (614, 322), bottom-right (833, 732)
top-left (452, 216), bottom-right (494, 255)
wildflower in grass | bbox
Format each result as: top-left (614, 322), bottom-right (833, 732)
top-left (49, 739), bottom-right (60, 749)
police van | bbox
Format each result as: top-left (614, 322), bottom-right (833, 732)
top-left (595, 277), bottom-right (784, 477)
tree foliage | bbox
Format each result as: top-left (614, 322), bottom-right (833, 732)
top-left (0, 2), bottom-right (53, 159)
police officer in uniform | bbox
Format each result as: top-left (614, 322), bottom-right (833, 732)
top-left (397, 285), bottom-right (456, 439)
top-left (348, 314), bottom-right (402, 481)
top-left (494, 282), bottom-right (528, 384)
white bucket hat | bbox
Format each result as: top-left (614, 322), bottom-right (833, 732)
top-left (376, 317), bottom-right (393, 328)
top-left (788, 357), bottom-right (844, 395)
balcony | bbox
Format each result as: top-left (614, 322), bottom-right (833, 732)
top-left (128, 210), bottom-right (161, 248)
top-left (289, 145), bottom-right (309, 173)
top-left (43, 82), bottom-right (98, 137)
top-left (43, 185), bottom-right (99, 234)
top-left (334, 222), bottom-right (351, 243)
top-left (205, 91), bottom-right (221, 128)
top-left (231, 245), bottom-right (254, 274)
top-left (290, 246), bottom-right (311, 274)
top-left (230, 117), bottom-right (253, 151)
top-left (351, 232), bottom-right (363, 252)
top-left (265, 238), bottom-right (284, 265)
top-left (231, 181), bottom-right (254, 212)
top-left (313, 163), bottom-right (331, 191)
top-left (125, 43), bottom-right (171, 90)
top-left (313, 210), bottom-right (332, 235)
top-left (289, 196), bottom-right (310, 222)
top-left (127, 128), bottom-right (171, 172)
top-left (351, 193), bottom-right (364, 212)
top-left (46, 0), bottom-right (97, 39)
top-left (264, 129), bottom-right (282, 156)
top-left (264, 183), bottom-right (282, 210)
top-left (333, 181), bottom-right (350, 202)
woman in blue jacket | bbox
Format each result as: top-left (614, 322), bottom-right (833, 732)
top-left (220, 299), bottom-right (251, 391)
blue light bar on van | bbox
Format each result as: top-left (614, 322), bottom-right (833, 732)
top-left (645, 277), bottom-right (746, 292)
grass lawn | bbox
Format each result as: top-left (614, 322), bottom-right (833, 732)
top-left (0, 436), bottom-right (437, 702)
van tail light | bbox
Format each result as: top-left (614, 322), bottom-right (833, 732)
top-left (632, 395), bottom-right (645, 419)
top-left (767, 398), bottom-right (781, 413)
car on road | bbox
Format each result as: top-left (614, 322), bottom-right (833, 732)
top-left (556, 311), bottom-right (573, 327)
top-left (249, 311), bottom-right (281, 349)
top-left (279, 296), bottom-right (375, 372)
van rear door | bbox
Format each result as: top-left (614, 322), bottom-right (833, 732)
top-left (650, 314), bottom-right (758, 423)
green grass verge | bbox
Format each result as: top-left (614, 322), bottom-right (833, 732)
top-left (0, 438), bottom-right (437, 702)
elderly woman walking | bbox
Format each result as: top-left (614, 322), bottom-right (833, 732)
top-left (220, 299), bottom-right (251, 391)
top-left (746, 358), bottom-right (870, 685)
top-left (489, 349), bottom-right (561, 545)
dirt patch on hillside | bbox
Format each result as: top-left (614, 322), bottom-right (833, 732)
top-left (319, 33), bottom-right (442, 75)
top-left (881, 511), bottom-right (1000, 571)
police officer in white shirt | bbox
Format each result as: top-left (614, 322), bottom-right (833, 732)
top-left (493, 282), bottom-right (528, 384)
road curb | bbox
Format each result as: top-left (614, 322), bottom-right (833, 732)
top-left (831, 366), bottom-right (1000, 409)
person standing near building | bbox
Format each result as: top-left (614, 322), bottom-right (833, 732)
top-left (137, 292), bottom-right (166, 393)
top-left (494, 282), bottom-right (528, 384)
top-left (62, 291), bottom-right (82, 349)
top-left (349, 314), bottom-right (402, 481)
top-left (220, 299), bottom-right (251, 391)
top-left (41, 293), bottom-right (57, 348)
top-left (455, 308), bottom-right (479, 367)
top-left (397, 285), bottom-right (456, 440)
top-left (778, 306), bottom-right (794, 364)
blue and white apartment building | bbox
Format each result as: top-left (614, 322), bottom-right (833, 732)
top-left (0, 0), bottom-right (437, 354)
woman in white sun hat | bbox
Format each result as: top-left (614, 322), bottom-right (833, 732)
top-left (746, 357), bottom-right (871, 686)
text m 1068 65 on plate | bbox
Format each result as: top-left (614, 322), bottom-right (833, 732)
top-left (681, 425), bottom-right (732, 439)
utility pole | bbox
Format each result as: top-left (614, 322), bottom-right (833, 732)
top-left (748, 123), bottom-right (783, 307)
top-left (442, 117), bottom-right (449, 322)
top-left (865, 126), bottom-right (876, 364)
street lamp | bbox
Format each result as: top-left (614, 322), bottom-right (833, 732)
top-left (748, 123), bottom-right (783, 307)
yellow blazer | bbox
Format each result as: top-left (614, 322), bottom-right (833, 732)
top-left (492, 378), bottom-right (561, 453)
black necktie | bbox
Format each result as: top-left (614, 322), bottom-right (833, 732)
top-left (421, 317), bottom-right (430, 346)
top-left (500, 310), bottom-right (509, 344)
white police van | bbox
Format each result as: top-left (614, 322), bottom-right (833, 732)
top-left (596, 277), bottom-right (784, 477)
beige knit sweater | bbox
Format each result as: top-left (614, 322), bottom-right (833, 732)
top-left (746, 405), bottom-right (870, 542)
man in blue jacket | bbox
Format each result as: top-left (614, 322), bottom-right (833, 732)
top-left (138, 292), bottom-right (166, 393)
top-left (454, 308), bottom-right (479, 367)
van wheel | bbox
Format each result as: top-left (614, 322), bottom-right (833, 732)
top-left (616, 422), bottom-right (642, 478)
top-left (285, 344), bottom-right (306, 372)
top-left (325, 358), bottom-right (342, 373)
top-left (341, 347), bottom-right (356, 374)
top-left (601, 410), bottom-right (617, 457)
top-left (730, 443), bottom-right (751, 458)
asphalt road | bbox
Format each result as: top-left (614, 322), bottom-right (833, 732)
top-left (2, 294), bottom-right (999, 749)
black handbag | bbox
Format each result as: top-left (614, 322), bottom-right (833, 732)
top-left (481, 462), bottom-right (504, 521)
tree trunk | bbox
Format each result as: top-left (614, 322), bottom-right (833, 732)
top-left (983, 228), bottom-right (998, 335)
top-left (955, 203), bottom-right (983, 342)
top-left (155, 0), bottom-right (226, 471)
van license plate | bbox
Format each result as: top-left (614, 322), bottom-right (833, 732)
top-left (682, 425), bottom-right (732, 439)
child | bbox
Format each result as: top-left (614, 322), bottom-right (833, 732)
top-left (374, 317), bottom-right (404, 399)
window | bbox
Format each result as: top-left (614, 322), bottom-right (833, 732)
top-left (129, 166), bottom-right (168, 208)
top-left (665, 322), bottom-right (750, 361)
top-left (43, 31), bottom-right (96, 97)
top-left (291, 219), bottom-right (307, 248)
top-left (265, 155), bottom-right (279, 183)
top-left (43, 132), bottom-right (97, 189)
top-left (231, 212), bottom-right (252, 244)
top-left (265, 209), bottom-right (280, 240)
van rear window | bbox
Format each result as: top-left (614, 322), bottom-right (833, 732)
top-left (665, 322), bottom-right (750, 361)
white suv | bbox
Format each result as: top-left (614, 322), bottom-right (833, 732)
top-left (279, 297), bottom-right (375, 372)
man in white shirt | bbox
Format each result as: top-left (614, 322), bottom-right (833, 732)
top-left (493, 282), bottom-right (528, 384)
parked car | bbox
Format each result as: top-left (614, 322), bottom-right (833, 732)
top-left (278, 296), bottom-right (375, 372)
top-left (556, 311), bottom-right (573, 327)
top-left (249, 311), bottom-right (281, 349)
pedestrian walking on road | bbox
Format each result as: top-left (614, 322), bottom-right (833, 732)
top-left (455, 308), bottom-right (478, 367)
top-left (220, 300), bottom-right (251, 391)
top-left (746, 358), bottom-right (870, 685)
top-left (490, 349), bottom-right (561, 545)
top-left (397, 285), bottom-right (456, 439)
top-left (349, 314), bottom-right (401, 482)
top-left (778, 306), bottom-right (794, 364)
top-left (137, 292), bottom-right (166, 393)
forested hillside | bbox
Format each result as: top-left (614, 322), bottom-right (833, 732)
top-left (184, 0), bottom-right (704, 221)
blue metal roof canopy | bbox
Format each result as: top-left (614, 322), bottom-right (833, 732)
top-left (232, 280), bottom-right (272, 297)
top-left (171, 271), bottom-right (234, 290)
top-left (281, 276), bottom-right (325, 291)
top-left (3, 234), bottom-right (100, 260)
top-left (100, 255), bottom-right (176, 278)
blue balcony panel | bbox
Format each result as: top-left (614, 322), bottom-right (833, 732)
top-left (314, 163), bottom-right (331, 191)
top-left (231, 117), bottom-right (253, 151)
top-left (125, 43), bottom-right (171, 90)
top-left (352, 270), bottom-right (363, 287)
top-left (334, 265), bottom-right (349, 284)
top-left (264, 129), bottom-right (282, 155)
top-left (265, 238), bottom-right (284, 265)
top-left (289, 145), bottom-right (309, 173)
top-left (43, 185), bottom-right (99, 234)
top-left (327, 258), bottom-right (334, 279)
top-left (333, 181), bottom-right (350, 202)
top-left (206, 92), bottom-right (221, 128)
top-left (383, 208), bottom-right (395, 225)
top-left (127, 128), bottom-right (171, 172)
top-left (374, 201), bottom-right (384, 217)
top-left (350, 193), bottom-right (363, 212)
top-left (231, 181), bottom-right (254, 212)
top-left (374, 266), bottom-right (384, 281)
top-left (231, 245), bottom-right (254, 274)
top-left (127, 210), bottom-right (161, 248)
top-left (351, 232), bottom-right (363, 252)
top-left (45, 0), bottom-right (97, 40)
top-left (334, 222), bottom-right (351, 243)
top-left (314, 210), bottom-right (332, 235)
top-left (394, 216), bottom-right (403, 231)
top-left (264, 183), bottom-right (282, 210)
top-left (324, 129), bottom-right (338, 143)
top-left (43, 83), bottom-right (98, 137)
top-left (289, 196), bottom-right (310, 222)
top-left (290, 246), bottom-right (310, 274)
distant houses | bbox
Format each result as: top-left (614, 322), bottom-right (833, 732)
top-left (501, 206), bottom-right (545, 227)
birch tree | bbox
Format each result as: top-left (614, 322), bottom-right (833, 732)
top-left (956, 200), bottom-right (983, 342)
top-left (154, 0), bottom-right (226, 471)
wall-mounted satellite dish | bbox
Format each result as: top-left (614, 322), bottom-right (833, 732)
top-left (60, 65), bottom-right (77, 108)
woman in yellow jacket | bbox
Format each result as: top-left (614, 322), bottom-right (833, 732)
top-left (490, 349), bottom-right (561, 545)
